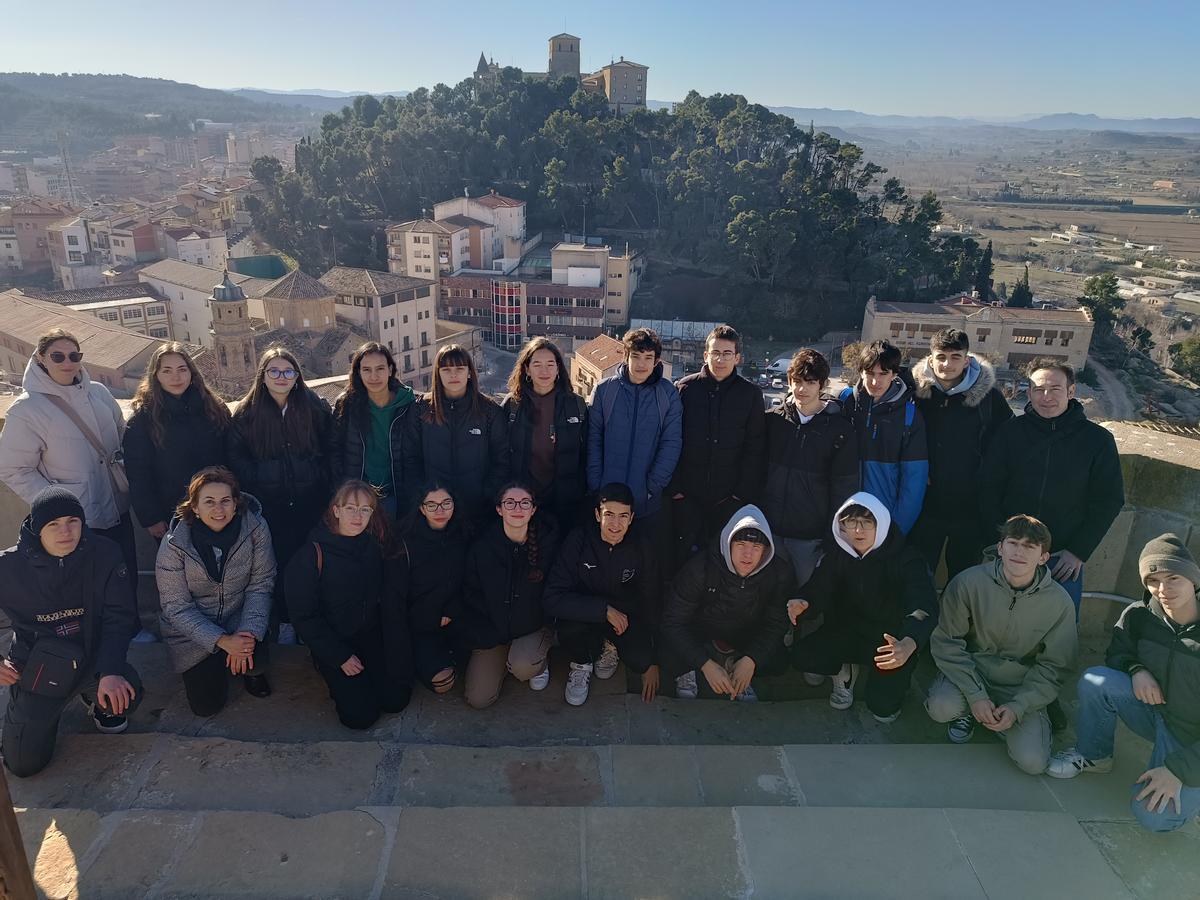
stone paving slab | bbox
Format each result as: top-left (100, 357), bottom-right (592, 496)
top-left (1039, 726), bottom-right (1152, 823)
top-left (16, 808), bottom-right (101, 900)
top-left (82, 810), bottom-right (199, 899)
top-left (609, 745), bottom-right (703, 806)
top-left (394, 745), bottom-right (606, 807)
top-left (1081, 820), bottom-right (1200, 900)
top-left (8, 733), bottom-right (162, 812)
top-left (693, 745), bottom-right (799, 807)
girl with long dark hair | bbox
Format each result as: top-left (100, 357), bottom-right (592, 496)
top-left (331, 342), bottom-right (416, 521)
top-left (285, 480), bottom-right (413, 729)
top-left (124, 342), bottom-right (231, 540)
top-left (502, 337), bottom-right (588, 530)
top-left (404, 344), bottom-right (508, 531)
top-left (227, 347), bottom-right (333, 638)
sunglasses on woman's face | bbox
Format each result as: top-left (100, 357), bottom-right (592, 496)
top-left (48, 351), bottom-right (84, 364)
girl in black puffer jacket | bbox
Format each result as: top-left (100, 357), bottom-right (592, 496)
top-left (286, 480), bottom-right (413, 729)
top-left (403, 482), bottom-right (467, 694)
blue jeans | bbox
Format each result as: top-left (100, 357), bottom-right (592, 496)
top-left (1048, 553), bottom-right (1082, 616)
top-left (1075, 666), bottom-right (1200, 833)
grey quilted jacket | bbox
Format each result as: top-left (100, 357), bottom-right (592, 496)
top-left (155, 494), bottom-right (276, 673)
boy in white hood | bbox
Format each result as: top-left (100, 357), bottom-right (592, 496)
top-left (789, 491), bottom-right (937, 722)
top-left (661, 504), bottom-right (796, 700)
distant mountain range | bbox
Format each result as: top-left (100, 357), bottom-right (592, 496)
top-left (228, 88), bottom-right (409, 112)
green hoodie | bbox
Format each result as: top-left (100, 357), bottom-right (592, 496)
top-left (931, 560), bottom-right (1078, 721)
top-left (364, 386), bottom-right (414, 492)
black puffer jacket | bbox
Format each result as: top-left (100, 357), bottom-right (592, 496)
top-left (669, 367), bottom-right (765, 507)
top-left (801, 492), bottom-right (938, 648)
top-left (285, 524), bottom-right (410, 676)
top-left (332, 393), bottom-right (417, 502)
top-left (123, 386), bottom-right (228, 528)
top-left (543, 523), bottom-right (660, 624)
top-left (661, 505), bottom-right (795, 671)
top-left (1106, 596), bottom-right (1200, 785)
top-left (978, 400), bottom-right (1124, 560)
top-left (911, 356), bottom-right (1013, 517)
top-left (762, 398), bottom-right (859, 540)
top-left (502, 389), bottom-right (587, 516)
top-left (459, 518), bottom-right (561, 649)
top-left (0, 522), bottom-right (137, 677)
top-left (405, 394), bottom-right (510, 524)
top-left (403, 518), bottom-right (467, 634)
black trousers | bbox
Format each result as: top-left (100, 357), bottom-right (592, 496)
top-left (2, 662), bottom-right (143, 778)
top-left (908, 512), bottom-right (985, 583)
top-left (180, 641), bottom-right (266, 717)
top-left (660, 635), bottom-right (790, 682)
top-left (790, 623), bottom-right (919, 718)
top-left (313, 626), bottom-right (412, 730)
top-left (94, 512), bottom-right (139, 604)
top-left (555, 617), bottom-right (655, 674)
top-left (412, 628), bottom-right (464, 688)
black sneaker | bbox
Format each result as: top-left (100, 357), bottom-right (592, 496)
top-left (244, 673), bottom-right (272, 698)
top-left (81, 696), bottom-right (129, 734)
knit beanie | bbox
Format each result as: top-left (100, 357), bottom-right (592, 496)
top-left (29, 486), bottom-right (86, 535)
top-left (1139, 533), bottom-right (1200, 589)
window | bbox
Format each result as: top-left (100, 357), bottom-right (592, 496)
top-left (608, 291), bottom-right (620, 297)
top-left (146, 305), bottom-right (165, 317)
top-left (67, 235), bottom-right (79, 246)
top-left (302, 318), bottom-right (311, 328)
top-left (1013, 335), bottom-right (1037, 345)
top-left (1060, 332), bottom-right (1073, 346)
top-left (122, 308), bottom-right (142, 320)
top-left (68, 251), bottom-right (83, 262)
top-left (149, 326), bottom-right (169, 338)
top-left (403, 314), bottom-right (409, 324)
top-left (97, 310), bottom-right (119, 322)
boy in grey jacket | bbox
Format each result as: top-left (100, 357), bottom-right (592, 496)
top-left (926, 514), bottom-right (1077, 774)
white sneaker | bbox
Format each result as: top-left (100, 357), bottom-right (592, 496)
top-left (1046, 748), bottom-right (1114, 779)
top-left (528, 664), bottom-right (551, 692)
top-left (277, 623), bottom-right (297, 645)
top-left (675, 670), bottom-right (698, 699)
top-left (595, 640), bottom-right (620, 680)
top-left (565, 662), bottom-right (593, 706)
top-left (803, 672), bottom-right (826, 687)
top-left (872, 709), bottom-right (901, 724)
top-left (829, 664), bottom-right (857, 710)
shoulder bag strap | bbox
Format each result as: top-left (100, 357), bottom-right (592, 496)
top-left (43, 394), bottom-right (112, 461)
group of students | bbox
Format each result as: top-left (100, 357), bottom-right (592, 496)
top-left (0, 320), bottom-right (1194, 835)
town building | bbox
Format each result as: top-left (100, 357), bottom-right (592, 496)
top-left (582, 58), bottom-right (649, 114)
top-left (0, 212), bottom-right (21, 272)
top-left (860, 294), bottom-right (1095, 372)
top-left (208, 273), bottom-right (258, 396)
top-left (9, 197), bottom-right (75, 274)
top-left (387, 189), bottom-right (528, 278)
top-left (629, 319), bottom-right (721, 373)
top-left (138, 259), bottom-right (274, 346)
top-left (159, 226), bottom-right (228, 269)
top-left (258, 268), bottom-right (337, 333)
top-left (547, 34), bottom-right (582, 79)
top-left (29, 283), bottom-right (171, 340)
top-left (570, 333), bottom-right (625, 399)
top-left (46, 216), bottom-right (105, 290)
top-left (109, 219), bottom-right (159, 268)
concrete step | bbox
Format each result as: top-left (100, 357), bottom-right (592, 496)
top-left (15, 804), bottom-right (1145, 900)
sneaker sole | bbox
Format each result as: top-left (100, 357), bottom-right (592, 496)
top-left (1047, 762), bottom-right (1113, 779)
top-left (947, 731), bottom-right (974, 744)
top-left (829, 695), bottom-right (854, 711)
top-left (94, 718), bottom-right (129, 734)
top-left (565, 694), bottom-right (589, 707)
top-left (594, 667), bottom-right (618, 681)
top-left (529, 680), bottom-right (550, 691)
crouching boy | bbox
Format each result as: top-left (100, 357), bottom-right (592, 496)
top-left (926, 514), bottom-right (1077, 774)
top-left (1048, 534), bottom-right (1200, 833)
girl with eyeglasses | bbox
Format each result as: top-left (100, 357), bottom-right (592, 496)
top-left (285, 480), bottom-right (413, 729)
top-left (156, 467), bottom-right (275, 714)
top-left (458, 482), bottom-right (561, 708)
top-left (0, 328), bottom-right (140, 608)
top-left (402, 482), bottom-right (467, 695)
top-left (227, 348), bottom-right (334, 643)
top-left (404, 345), bottom-right (509, 534)
top-left (124, 343), bottom-right (231, 542)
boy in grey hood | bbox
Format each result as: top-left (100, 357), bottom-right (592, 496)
top-left (661, 504), bottom-right (796, 701)
top-left (926, 514), bottom-right (1077, 775)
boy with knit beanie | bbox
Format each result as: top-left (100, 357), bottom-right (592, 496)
top-left (1047, 534), bottom-right (1200, 833)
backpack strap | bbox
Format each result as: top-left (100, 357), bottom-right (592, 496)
top-left (313, 542), bottom-right (323, 576)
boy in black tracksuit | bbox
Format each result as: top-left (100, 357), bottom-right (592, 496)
top-left (543, 483), bottom-right (658, 707)
top-left (0, 487), bottom-right (141, 777)
top-left (661, 504), bottom-right (795, 701)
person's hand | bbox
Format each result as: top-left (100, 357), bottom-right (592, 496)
top-left (1051, 550), bottom-right (1084, 582)
top-left (341, 655), bottom-right (364, 677)
top-left (701, 659), bottom-right (735, 698)
top-left (606, 606), bottom-right (629, 636)
top-left (1136, 766), bottom-right (1183, 815)
top-left (970, 697), bottom-right (999, 727)
top-left (96, 674), bottom-right (136, 715)
top-left (641, 664), bottom-right (660, 703)
top-left (730, 656), bottom-right (756, 697)
top-left (440, 616), bottom-right (452, 627)
top-left (217, 633), bottom-right (255, 657)
top-left (985, 704), bottom-right (1018, 733)
top-left (0, 658), bottom-right (19, 686)
top-left (227, 652), bottom-right (250, 675)
top-left (874, 634), bottom-right (916, 671)
top-left (672, 492), bottom-right (685, 501)
top-left (1132, 670), bottom-right (1165, 705)
top-left (787, 599), bottom-right (809, 625)
top-left (147, 521), bottom-right (168, 540)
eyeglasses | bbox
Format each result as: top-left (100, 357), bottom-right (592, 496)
top-left (501, 498), bottom-right (534, 511)
top-left (48, 351), bottom-right (84, 364)
top-left (340, 504), bottom-right (374, 518)
top-left (421, 498), bottom-right (455, 513)
top-left (266, 368), bottom-right (298, 380)
top-left (839, 517), bottom-right (874, 532)
top-left (706, 350), bottom-right (737, 361)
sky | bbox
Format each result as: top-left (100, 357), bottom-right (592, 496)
top-left (4, 0), bottom-right (1198, 119)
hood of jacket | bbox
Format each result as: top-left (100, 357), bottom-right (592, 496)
top-left (831, 491), bottom-right (892, 558)
top-left (854, 376), bottom-right (908, 413)
top-left (719, 504), bottom-right (775, 576)
top-left (21, 353), bottom-right (94, 399)
top-left (617, 361), bottom-right (664, 389)
top-left (984, 555), bottom-right (1057, 598)
top-left (780, 395), bottom-right (841, 425)
top-left (912, 356), bottom-right (996, 407)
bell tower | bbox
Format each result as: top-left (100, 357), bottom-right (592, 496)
top-left (209, 270), bottom-right (256, 396)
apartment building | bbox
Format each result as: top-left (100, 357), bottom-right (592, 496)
top-left (582, 58), bottom-right (649, 114)
top-left (0, 213), bottom-right (21, 272)
top-left (139, 259), bottom-right (273, 346)
top-left (9, 198), bottom-right (74, 273)
top-left (47, 216), bottom-right (106, 290)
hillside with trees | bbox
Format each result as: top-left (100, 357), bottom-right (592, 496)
top-left (247, 70), bottom-right (988, 338)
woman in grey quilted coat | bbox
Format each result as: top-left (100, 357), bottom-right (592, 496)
top-left (156, 466), bottom-right (276, 716)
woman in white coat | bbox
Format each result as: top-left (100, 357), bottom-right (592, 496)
top-left (0, 328), bottom-right (138, 600)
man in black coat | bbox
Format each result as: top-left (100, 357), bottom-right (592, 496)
top-left (661, 504), bottom-right (795, 701)
top-left (909, 328), bottom-right (1013, 580)
top-left (0, 487), bottom-right (141, 777)
top-left (669, 325), bottom-right (765, 573)
top-left (978, 359), bottom-right (1124, 613)
top-left (544, 482), bottom-right (659, 707)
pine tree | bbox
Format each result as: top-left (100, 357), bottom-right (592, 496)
top-left (1008, 265), bottom-right (1033, 308)
top-left (973, 240), bottom-right (993, 300)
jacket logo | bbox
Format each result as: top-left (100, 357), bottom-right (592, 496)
top-left (469, 428), bottom-right (482, 436)
top-left (36, 608), bottom-right (85, 623)
top-left (621, 569), bottom-right (635, 583)
top-left (583, 563), bottom-right (596, 570)
top-left (55, 621), bottom-right (82, 637)
top-left (567, 416), bottom-right (581, 424)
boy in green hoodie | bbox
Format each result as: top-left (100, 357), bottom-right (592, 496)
top-left (926, 514), bottom-right (1077, 775)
